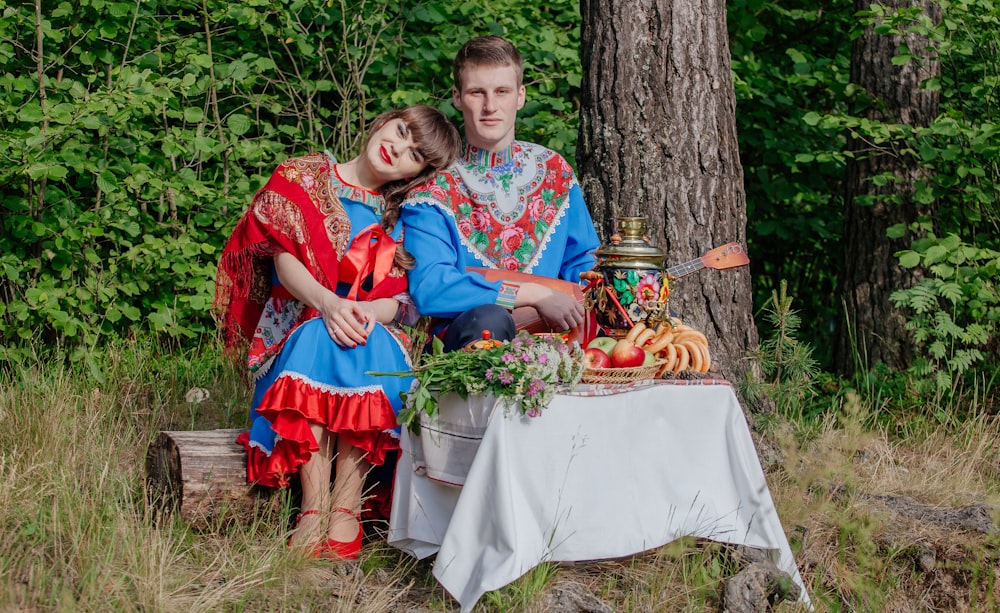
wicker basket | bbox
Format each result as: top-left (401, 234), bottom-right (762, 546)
top-left (581, 359), bottom-right (667, 384)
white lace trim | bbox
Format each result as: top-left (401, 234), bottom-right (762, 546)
top-left (274, 370), bottom-right (386, 397)
top-left (521, 183), bottom-right (573, 274)
top-left (387, 325), bottom-right (416, 369)
top-left (252, 355), bottom-right (276, 382)
top-left (247, 438), bottom-right (273, 457)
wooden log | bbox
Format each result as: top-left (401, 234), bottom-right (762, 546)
top-left (145, 428), bottom-right (283, 530)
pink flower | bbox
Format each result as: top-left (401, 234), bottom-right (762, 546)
top-left (502, 256), bottom-right (521, 271)
top-left (635, 274), bottom-right (661, 305)
top-left (457, 218), bottom-right (472, 236)
top-left (499, 225), bottom-right (525, 253)
top-left (528, 195), bottom-right (546, 219)
top-left (470, 209), bottom-right (491, 232)
top-left (429, 184), bottom-right (449, 201)
top-left (542, 207), bottom-right (556, 225)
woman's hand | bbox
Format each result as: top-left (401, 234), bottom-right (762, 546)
top-left (317, 292), bottom-right (375, 348)
top-left (274, 252), bottom-right (375, 348)
top-left (273, 252), bottom-right (402, 347)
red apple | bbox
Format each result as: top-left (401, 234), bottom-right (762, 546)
top-left (583, 347), bottom-right (611, 369)
top-left (610, 339), bottom-right (646, 368)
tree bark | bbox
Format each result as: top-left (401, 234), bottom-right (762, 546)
top-left (833, 0), bottom-right (941, 375)
top-left (577, 0), bottom-right (759, 392)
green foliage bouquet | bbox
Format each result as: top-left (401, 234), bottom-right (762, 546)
top-left (387, 332), bottom-right (585, 430)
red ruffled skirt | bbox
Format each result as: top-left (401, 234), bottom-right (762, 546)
top-left (237, 318), bottom-right (412, 489)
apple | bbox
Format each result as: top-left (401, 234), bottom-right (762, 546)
top-left (586, 336), bottom-right (617, 354)
top-left (610, 339), bottom-right (646, 368)
top-left (642, 350), bottom-right (657, 366)
top-left (583, 347), bottom-right (611, 369)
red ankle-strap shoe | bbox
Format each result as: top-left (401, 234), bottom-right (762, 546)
top-left (288, 509), bottom-right (322, 550)
top-left (318, 507), bottom-right (363, 560)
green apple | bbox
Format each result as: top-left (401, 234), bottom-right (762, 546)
top-left (642, 350), bottom-right (657, 366)
top-left (586, 336), bottom-right (617, 354)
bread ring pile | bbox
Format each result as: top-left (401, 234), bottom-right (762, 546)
top-left (625, 318), bottom-right (712, 375)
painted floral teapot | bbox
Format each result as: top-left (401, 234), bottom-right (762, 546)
top-left (584, 217), bottom-right (670, 337)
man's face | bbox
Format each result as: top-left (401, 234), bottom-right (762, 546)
top-left (454, 63), bottom-right (526, 152)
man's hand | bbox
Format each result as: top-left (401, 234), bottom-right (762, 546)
top-left (516, 282), bottom-right (585, 331)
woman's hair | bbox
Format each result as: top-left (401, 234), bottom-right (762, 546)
top-left (367, 104), bottom-right (461, 268)
top-left (453, 35), bottom-right (523, 92)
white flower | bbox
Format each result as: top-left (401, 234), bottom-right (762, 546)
top-left (185, 387), bottom-right (210, 404)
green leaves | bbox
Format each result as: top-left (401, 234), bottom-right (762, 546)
top-left (891, 229), bottom-right (1000, 394)
top-left (745, 280), bottom-right (821, 418)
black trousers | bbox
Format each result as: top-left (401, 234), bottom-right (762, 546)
top-left (441, 304), bottom-right (516, 352)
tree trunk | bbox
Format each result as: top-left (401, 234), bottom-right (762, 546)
top-left (833, 0), bottom-right (941, 375)
top-left (577, 0), bottom-right (759, 393)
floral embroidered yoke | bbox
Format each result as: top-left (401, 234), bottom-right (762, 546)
top-left (401, 141), bottom-right (600, 320)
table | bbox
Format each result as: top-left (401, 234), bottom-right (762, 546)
top-left (388, 381), bottom-right (811, 612)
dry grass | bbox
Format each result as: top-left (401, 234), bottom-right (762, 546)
top-left (1, 341), bottom-right (997, 612)
top-left (763, 392), bottom-right (1000, 612)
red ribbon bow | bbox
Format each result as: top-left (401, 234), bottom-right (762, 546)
top-left (338, 223), bottom-right (398, 300)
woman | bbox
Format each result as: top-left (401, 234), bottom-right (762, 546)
top-left (214, 105), bottom-right (461, 559)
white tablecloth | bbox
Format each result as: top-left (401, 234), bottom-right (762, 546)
top-left (389, 382), bottom-right (811, 612)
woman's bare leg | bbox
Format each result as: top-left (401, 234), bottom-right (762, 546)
top-left (328, 436), bottom-right (369, 542)
top-left (292, 423), bottom-right (334, 545)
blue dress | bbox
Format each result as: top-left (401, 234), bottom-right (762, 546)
top-left (219, 153), bottom-right (414, 488)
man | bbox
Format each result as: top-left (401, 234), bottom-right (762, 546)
top-left (402, 35), bottom-right (601, 350)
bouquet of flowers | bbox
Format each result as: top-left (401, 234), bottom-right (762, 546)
top-left (389, 331), bottom-right (585, 430)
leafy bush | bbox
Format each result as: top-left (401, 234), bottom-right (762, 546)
top-left (0, 0), bottom-right (582, 363)
top-left (728, 0), bottom-right (854, 367)
top-left (880, 0), bottom-right (1000, 395)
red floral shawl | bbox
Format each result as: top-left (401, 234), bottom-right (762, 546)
top-left (214, 153), bottom-right (407, 358)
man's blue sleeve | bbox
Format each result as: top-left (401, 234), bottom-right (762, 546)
top-left (559, 183), bottom-right (601, 282)
top-left (401, 203), bottom-right (504, 319)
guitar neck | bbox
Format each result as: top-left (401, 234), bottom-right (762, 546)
top-left (666, 258), bottom-right (705, 280)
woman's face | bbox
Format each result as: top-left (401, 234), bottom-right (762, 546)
top-left (364, 118), bottom-right (428, 184)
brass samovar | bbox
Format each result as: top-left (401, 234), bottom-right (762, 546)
top-left (584, 217), bottom-right (670, 338)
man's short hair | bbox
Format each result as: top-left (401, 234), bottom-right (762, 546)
top-left (453, 35), bottom-right (523, 92)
